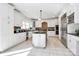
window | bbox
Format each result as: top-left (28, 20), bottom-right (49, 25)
top-left (21, 21), bottom-right (30, 29)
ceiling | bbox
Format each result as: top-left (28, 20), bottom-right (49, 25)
top-left (14, 3), bottom-right (69, 19)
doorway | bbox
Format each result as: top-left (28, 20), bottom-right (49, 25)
top-left (42, 22), bottom-right (48, 31)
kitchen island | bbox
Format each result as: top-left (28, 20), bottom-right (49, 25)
top-left (32, 31), bottom-right (47, 48)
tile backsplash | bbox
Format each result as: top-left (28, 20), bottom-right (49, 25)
top-left (67, 23), bottom-right (79, 33)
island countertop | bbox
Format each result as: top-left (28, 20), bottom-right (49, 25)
top-left (32, 31), bottom-right (47, 48)
top-left (33, 31), bottom-right (47, 34)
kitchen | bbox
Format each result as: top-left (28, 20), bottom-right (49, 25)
top-left (0, 3), bottom-right (79, 56)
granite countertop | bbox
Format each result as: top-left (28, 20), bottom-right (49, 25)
top-left (68, 33), bottom-right (79, 37)
top-left (14, 30), bottom-right (26, 34)
top-left (33, 31), bottom-right (46, 34)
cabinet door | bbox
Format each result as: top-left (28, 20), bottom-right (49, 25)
top-left (71, 4), bottom-right (79, 23)
top-left (67, 5), bottom-right (75, 16)
top-left (76, 41), bottom-right (79, 55)
top-left (47, 31), bottom-right (55, 36)
top-left (8, 5), bottom-right (14, 39)
top-left (67, 35), bottom-right (71, 49)
top-left (70, 38), bottom-right (76, 55)
top-left (74, 11), bottom-right (79, 23)
top-left (67, 35), bottom-right (77, 55)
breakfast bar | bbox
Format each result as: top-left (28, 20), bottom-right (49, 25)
top-left (32, 31), bottom-right (47, 48)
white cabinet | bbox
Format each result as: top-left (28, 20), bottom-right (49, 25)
top-left (67, 34), bottom-right (79, 55)
top-left (67, 35), bottom-right (76, 54)
top-left (32, 33), bottom-right (46, 48)
top-left (0, 4), bottom-right (27, 52)
top-left (14, 9), bottom-right (27, 26)
top-left (28, 31), bottom-right (32, 38)
top-left (71, 4), bottom-right (79, 23)
top-left (74, 11), bottom-right (79, 23)
top-left (47, 31), bottom-right (55, 36)
top-left (66, 4), bottom-right (79, 23)
top-left (67, 5), bottom-right (75, 16)
top-left (14, 10), bottom-right (22, 26)
top-left (14, 32), bottom-right (26, 45)
top-left (0, 4), bottom-right (15, 51)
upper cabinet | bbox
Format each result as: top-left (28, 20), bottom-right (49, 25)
top-left (67, 4), bottom-right (75, 16)
top-left (71, 4), bottom-right (79, 23)
top-left (68, 13), bottom-right (74, 24)
top-left (67, 4), bottom-right (79, 23)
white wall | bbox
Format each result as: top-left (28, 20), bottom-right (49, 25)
top-left (67, 23), bottom-right (79, 33)
top-left (14, 10), bottom-right (33, 28)
top-left (14, 11), bottom-right (22, 26)
top-left (14, 10), bottom-right (26, 26)
top-left (35, 19), bottom-right (58, 27)
top-left (0, 4), bottom-right (28, 52)
top-left (35, 19), bottom-right (58, 36)
top-left (14, 8), bottom-right (33, 39)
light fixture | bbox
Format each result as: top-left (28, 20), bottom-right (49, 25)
top-left (38, 10), bottom-right (42, 20)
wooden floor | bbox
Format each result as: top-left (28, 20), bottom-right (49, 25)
top-left (48, 37), bottom-right (63, 48)
top-left (0, 36), bottom-right (73, 56)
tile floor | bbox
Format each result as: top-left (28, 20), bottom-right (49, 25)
top-left (0, 37), bottom-right (73, 56)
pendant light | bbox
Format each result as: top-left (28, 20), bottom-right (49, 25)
top-left (38, 10), bottom-right (42, 20)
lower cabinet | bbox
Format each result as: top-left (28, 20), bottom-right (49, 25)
top-left (67, 34), bottom-right (79, 55)
top-left (47, 31), bottom-right (55, 36)
top-left (14, 32), bottom-right (26, 45)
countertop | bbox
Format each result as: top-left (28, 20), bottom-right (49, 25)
top-left (14, 30), bottom-right (26, 34)
top-left (68, 33), bottom-right (79, 37)
top-left (33, 31), bottom-right (46, 34)
top-left (14, 29), bottom-right (36, 34)
top-left (68, 33), bottom-right (79, 42)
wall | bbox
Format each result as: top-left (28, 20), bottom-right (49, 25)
top-left (0, 4), bottom-right (31, 52)
top-left (14, 10), bottom-right (33, 28)
top-left (35, 19), bottom-right (58, 27)
top-left (14, 10), bottom-right (23, 26)
top-left (67, 23), bottom-right (79, 33)
top-left (35, 19), bottom-right (58, 36)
